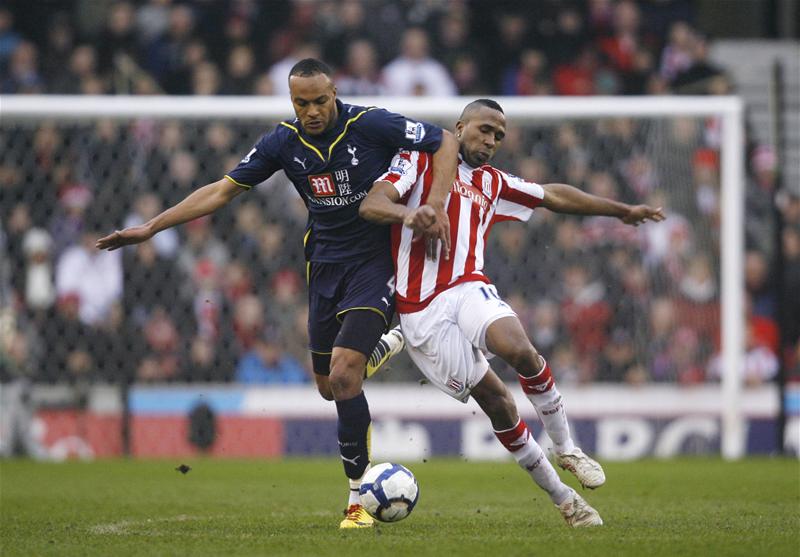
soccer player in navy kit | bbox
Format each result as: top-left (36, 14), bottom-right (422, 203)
top-left (97, 59), bottom-right (459, 528)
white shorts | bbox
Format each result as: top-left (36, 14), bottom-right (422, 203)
top-left (399, 281), bottom-right (517, 402)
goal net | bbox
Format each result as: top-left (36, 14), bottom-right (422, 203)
top-left (0, 95), bottom-right (753, 460)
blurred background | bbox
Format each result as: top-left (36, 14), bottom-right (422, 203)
top-left (0, 0), bottom-right (798, 461)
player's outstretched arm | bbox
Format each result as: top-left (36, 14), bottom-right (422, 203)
top-left (541, 183), bottom-right (665, 226)
top-left (425, 130), bottom-right (459, 260)
top-left (95, 177), bottom-right (246, 251)
top-left (360, 181), bottom-right (436, 238)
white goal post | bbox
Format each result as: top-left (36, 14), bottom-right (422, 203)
top-left (0, 94), bottom-right (746, 459)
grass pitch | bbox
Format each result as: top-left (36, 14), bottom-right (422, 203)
top-left (1, 458), bottom-right (797, 556)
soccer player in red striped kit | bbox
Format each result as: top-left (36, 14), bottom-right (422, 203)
top-left (360, 99), bottom-right (665, 527)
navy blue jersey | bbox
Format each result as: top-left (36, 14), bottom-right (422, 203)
top-left (225, 100), bottom-right (443, 262)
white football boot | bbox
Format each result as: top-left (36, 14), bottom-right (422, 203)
top-left (365, 326), bottom-right (405, 378)
top-left (554, 448), bottom-right (606, 489)
top-left (556, 489), bottom-right (603, 528)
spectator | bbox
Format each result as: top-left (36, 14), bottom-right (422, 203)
top-left (782, 225), bottom-right (800, 349)
top-left (707, 323), bottom-right (779, 387)
top-left (41, 13), bottom-right (75, 89)
top-left (21, 228), bottom-right (56, 312)
top-left (235, 332), bottom-right (309, 385)
top-left (222, 45), bottom-right (256, 95)
top-left (144, 4), bottom-right (197, 94)
top-left (2, 40), bottom-right (43, 93)
top-left (596, 329), bottom-right (639, 383)
top-left (553, 45), bottom-right (598, 96)
top-left (597, 0), bottom-right (642, 73)
top-left (40, 293), bottom-right (99, 382)
top-left (183, 335), bottom-right (233, 383)
top-left (335, 39), bottom-right (385, 96)
top-left (382, 27), bottom-right (456, 96)
top-left (97, 1), bottom-right (138, 77)
top-left (192, 61), bottom-right (221, 95)
top-left (659, 21), bottom-right (695, 82)
top-left (671, 32), bottom-right (727, 94)
top-left (745, 250), bottom-right (775, 318)
top-left (502, 49), bottom-right (548, 96)
top-left (55, 227), bottom-right (123, 326)
top-left (267, 42), bottom-right (320, 96)
top-left (560, 263), bottom-right (612, 358)
top-left (123, 193), bottom-right (179, 257)
top-left (123, 241), bottom-right (185, 326)
top-left (232, 293), bottom-right (265, 351)
top-left (177, 215), bottom-right (229, 280)
top-left (0, 7), bottom-right (22, 72)
top-left (137, 306), bottom-right (182, 382)
top-left (319, 0), bottom-right (369, 68)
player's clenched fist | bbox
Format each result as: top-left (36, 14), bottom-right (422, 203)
top-left (95, 225), bottom-right (153, 251)
top-left (403, 205), bottom-right (437, 237)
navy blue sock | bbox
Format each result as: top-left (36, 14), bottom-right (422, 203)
top-left (335, 392), bottom-right (371, 479)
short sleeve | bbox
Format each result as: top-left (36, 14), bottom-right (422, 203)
top-left (495, 171), bottom-right (545, 223)
top-left (376, 150), bottom-right (427, 198)
top-left (359, 108), bottom-right (443, 153)
top-left (225, 130), bottom-right (283, 189)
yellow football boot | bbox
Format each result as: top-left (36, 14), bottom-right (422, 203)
top-left (339, 504), bottom-right (375, 529)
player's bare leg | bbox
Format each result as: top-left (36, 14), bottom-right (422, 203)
top-left (328, 346), bottom-right (375, 528)
top-left (313, 373), bottom-right (334, 401)
top-left (470, 370), bottom-right (602, 527)
top-left (485, 316), bottom-right (605, 489)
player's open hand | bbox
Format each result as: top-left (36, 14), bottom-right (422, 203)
top-left (620, 205), bottom-right (666, 226)
top-left (95, 225), bottom-right (153, 251)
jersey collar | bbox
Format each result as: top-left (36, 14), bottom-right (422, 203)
top-left (281, 100), bottom-right (374, 163)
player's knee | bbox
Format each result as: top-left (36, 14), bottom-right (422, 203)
top-left (329, 354), bottom-right (365, 397)
top-left (314, 375), bottom-right (334, 401)
top-left (316, 383), bottom-right (335, 401)
top-left (329, 372), bottom-right (361, 398)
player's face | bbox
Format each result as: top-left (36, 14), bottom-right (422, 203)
top-left (456, 107), bottom-right (506, 167)
top-left (289, 74), bottom-right (338, 136)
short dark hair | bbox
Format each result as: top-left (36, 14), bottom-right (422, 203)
top-left (459, 98), bottom-right (504, 120)
top-left (289, 58), bottom-right (333, 78)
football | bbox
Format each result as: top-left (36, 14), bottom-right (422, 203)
top-left (358, 462), bottom-right (419, 522)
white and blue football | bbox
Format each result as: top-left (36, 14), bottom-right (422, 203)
top-left (358, 462), bottom-right (419, 522)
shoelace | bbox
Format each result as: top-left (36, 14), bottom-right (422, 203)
top-left (343, 504), bottom-right (363, 519)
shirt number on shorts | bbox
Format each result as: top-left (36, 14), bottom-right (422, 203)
top-left (480, 286), bottom-right (509, 308)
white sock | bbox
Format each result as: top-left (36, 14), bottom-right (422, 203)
top-left (347, 463), bottom-right (370, 506)
top-left (348, 484), bottom-right (360, 506)
top-left (518, 358), bottom-right (575, 454)
top-left (495, 419), bottom-right (571, 505)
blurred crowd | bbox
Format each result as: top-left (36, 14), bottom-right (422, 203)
top-left (1, 0), bottom-right (798, 387)
top-left (2, 0), bottom-right (732, 97)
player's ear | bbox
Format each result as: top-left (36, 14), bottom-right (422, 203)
top-left (455, 121), bottom-right (464, 140)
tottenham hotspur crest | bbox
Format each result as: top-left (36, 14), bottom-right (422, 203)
top-left (347, 144), bottom-right (359, 166)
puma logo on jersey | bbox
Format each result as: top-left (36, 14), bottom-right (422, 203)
top-left (293, 156), bottom-right (307, 170)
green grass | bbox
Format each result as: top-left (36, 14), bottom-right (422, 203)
top-left (1, 458), bottom-right (798, 556)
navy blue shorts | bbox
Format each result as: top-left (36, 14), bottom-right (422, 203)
top-left (307, 250), bottom-right (395, 356)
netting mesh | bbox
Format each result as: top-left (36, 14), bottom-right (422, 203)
top-left (1, 112), bottom-right (729, 387)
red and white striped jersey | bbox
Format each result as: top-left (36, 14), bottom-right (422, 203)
top-left (378, 150), bottom-right (545, 313)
